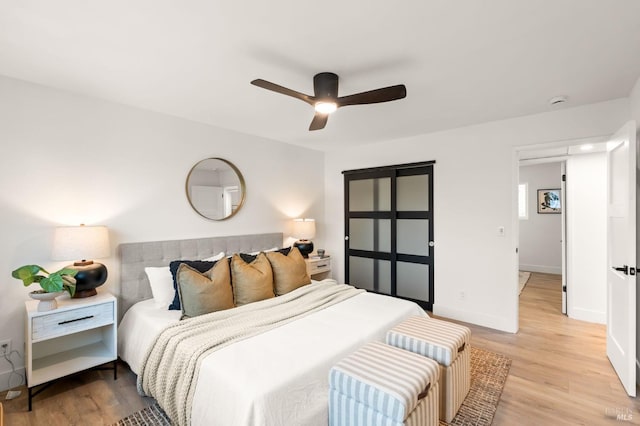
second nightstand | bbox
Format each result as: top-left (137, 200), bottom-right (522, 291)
top-left (305, 256), bottom-right (331, 279)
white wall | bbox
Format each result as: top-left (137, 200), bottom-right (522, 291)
top-left (324, 98), bottom-right (630, 333)
top-left (0, 76), bottom-right (325, 391)
top-left (519, 163), bottom-right (562, 274)
top-left (566, 153), bottom-right (607, 324)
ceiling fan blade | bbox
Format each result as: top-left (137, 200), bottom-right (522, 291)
top-left (251, 79), bottom-right (315, 105)
top-left (309, 112), bottom-right (329, 131)
top-left (337, 85), bottom-right (407, 107)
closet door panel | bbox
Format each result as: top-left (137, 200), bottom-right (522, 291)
top-left (396, 262), bottom-right (430, 301)
top-left (349, 178), bottom-right (391, 211)
top-left (349, 219), bottom-right (391, 252)
top-left (397, 174), bottom-right (429, 211)
top-left (348, 257), bottom-right (391, 294)
top-left (397, 219), bottom-right (429, 256)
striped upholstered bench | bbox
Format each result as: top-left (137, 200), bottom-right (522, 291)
top-left (328, 341), bottom-right (440, 426)
top-left (386, 316), bottom-right (471, 423)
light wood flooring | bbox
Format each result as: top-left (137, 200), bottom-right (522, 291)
top-left (471, 272), bottom-right (640, 425)
top-left (2, 272), bottom-right (639, 425)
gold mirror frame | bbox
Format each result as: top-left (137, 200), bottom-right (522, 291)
top-left (185, 158), bottom-right (246, 221)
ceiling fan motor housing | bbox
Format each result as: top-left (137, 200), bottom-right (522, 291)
top-left (314, 72), bottom-right (339, 100)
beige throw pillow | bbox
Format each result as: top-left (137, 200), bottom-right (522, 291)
top-left (266, 247), bottom-right (311, 296)
top-left (176, 260), bottom-right (234, 319)
top-left (231, 252), bottom-right (275, 306)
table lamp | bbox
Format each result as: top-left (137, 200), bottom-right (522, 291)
top-left (52, 224), bottom-right (110, 298)
top-left (292, 218), bottom-right (316, 258)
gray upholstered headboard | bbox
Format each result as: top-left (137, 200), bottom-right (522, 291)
top-left (118, 232), bottom-right (283, 319)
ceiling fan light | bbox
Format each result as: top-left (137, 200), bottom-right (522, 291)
top-left (314, 102), bottom-right (337, 114)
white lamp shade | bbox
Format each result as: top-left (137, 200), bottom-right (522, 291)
top-left (52, 225), bottom-right (110, 261)
top-left (292, 218), bottom-right (316, 240)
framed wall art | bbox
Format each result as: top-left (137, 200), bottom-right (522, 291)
top-left (537, 189), bottom-right (561, 214)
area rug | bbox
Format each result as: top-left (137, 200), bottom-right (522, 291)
top-left (442, 346), bottom-right (511, 426)
top-left (113, 347), bottom-right (510, 426)
top-left (112, 402), bottom-right (170, 425)
top-left (519, 271), bottom-right (531, 295)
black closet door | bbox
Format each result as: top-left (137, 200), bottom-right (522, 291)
top-left (343, 162), bottom-right (434, 310)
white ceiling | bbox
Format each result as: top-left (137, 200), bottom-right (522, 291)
top-left (2, 0), bottom-right (640, 150)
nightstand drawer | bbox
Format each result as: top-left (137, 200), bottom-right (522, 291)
top-left (307, 258), bottom-right (331, 275)
top-left (32, 302), bottom-right (114, 341)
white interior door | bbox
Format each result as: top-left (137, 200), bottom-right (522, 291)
top-left (606, 120), bottom-right (637, 397)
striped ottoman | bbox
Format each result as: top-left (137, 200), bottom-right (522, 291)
top-left (329, 341), bottom-right (439, 426)
top-left (386, 316), bottom-right (471, 423)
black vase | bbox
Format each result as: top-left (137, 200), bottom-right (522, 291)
top-left (71, 261), bottom-right (108, 298)
top-left (294, 240), bottom-right (314, 258)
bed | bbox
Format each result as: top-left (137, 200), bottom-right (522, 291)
top-left (117, 233), bottom-right (428, 426)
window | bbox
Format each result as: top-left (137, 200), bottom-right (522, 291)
top-left (518, 183), bottom-right (528, 219)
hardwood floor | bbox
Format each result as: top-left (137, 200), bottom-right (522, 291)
top-left (2, 272), bottom-right (638, 425)
top-left (1, 362), bottom-right (152, 425)
top-left (465, 272), bottom-right (640, 425)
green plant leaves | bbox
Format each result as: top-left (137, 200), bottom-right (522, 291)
top-left (40, 274), bottom-right (64, 293)
top-left (11, 265), bottom-right (45, 286)
top-left (11, 265), bottom-right (78, 296)
top-left (57, 268), bottom-right (78, 277)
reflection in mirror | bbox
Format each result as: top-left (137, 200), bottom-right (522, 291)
top-left (186, 158), bottom-right (246, 220)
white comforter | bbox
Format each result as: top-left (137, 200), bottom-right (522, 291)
top-left (118, 281), bottom-right (427, 426)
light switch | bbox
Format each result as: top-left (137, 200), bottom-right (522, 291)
top-left (497, 226), bottom-right (505, 237)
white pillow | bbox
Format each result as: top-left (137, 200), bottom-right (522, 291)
top-left (249, 247), bottom-right (279, 255)
top-left (201, 251), bottom-right (226, 262)
top-left (145, 266), bottom-right (175, 307)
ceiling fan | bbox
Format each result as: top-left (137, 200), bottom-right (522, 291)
top-left (250, 72), bottom-right (407, 131)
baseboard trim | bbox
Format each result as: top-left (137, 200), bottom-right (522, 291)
top-left (519, 264), bottom-right (562, 275)
top-left (568, 307), bottom-right (606, 324)
top-left (433, 304), bottom-right (517, 333)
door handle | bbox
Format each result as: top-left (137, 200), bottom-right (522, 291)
top-left (613, 265), bottom-right (629, 275)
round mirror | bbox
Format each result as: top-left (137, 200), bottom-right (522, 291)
top-left (186, 158), bottom-right (246, 220)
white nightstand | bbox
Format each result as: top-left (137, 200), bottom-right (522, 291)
top-left (24, 291), bottom-right (117, 410)
top-left (305, 256), bottom-right (331, 279)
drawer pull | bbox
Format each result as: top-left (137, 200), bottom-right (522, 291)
top-left (316, 263), bottom-right (329, 268)
top-left (58, 315), bottom-right (94, 325)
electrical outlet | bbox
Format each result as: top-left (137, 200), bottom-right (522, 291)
top-left (459, 291), bottom-right (466, 301)
top-left (0, 339), bottom-right (11, 356)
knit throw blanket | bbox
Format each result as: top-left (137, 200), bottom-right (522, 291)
top-left (137, 281), bottom-right (364, 426)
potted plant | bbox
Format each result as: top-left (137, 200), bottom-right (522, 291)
top-left (12, 265), bottom-right (77, 311)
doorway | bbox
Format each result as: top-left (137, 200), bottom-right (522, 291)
top-left (518, 160), bottom-right (565, 313)
top-left (516, 139), bottom-right (608, 325)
